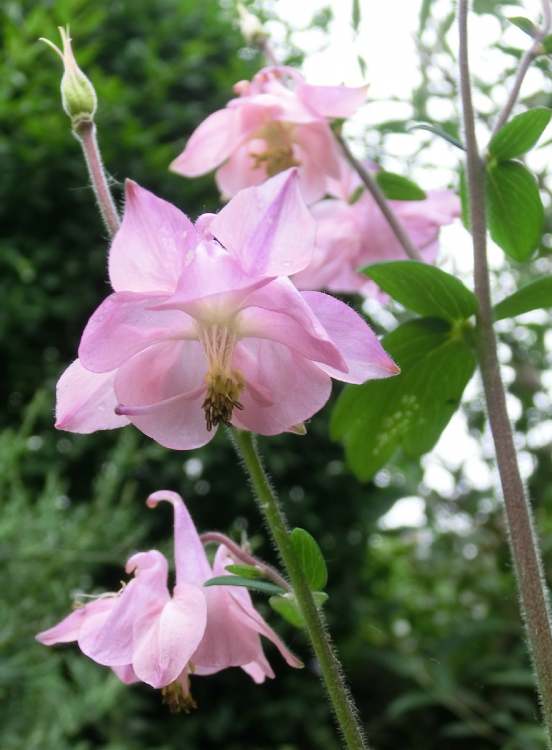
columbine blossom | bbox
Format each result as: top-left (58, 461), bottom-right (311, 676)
top-left (293, 161), bottom-right (460, 296)
top-left (37, 491), bottom-right (301, 710)
top-left (170, 66), bottom-right (367, 203)
top-left (56, 169), bottom-right (398, 449)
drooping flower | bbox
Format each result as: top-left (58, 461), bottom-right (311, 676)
top-left (170, 66), bottom-right (367, 203)
top-left (36, 491), bottom-right (301, 709)
top-left (293, 160), bottom-right (460, 296)
top-left (56, 169), bottom-right (398, 449)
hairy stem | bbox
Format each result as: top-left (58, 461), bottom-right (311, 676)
top-left (458, 2), bottom-right (552, 742)
top-left (231, 429), bottom-right (368, 750)
top-left (73, 119), bottom-right (120, 237)
top-left (335, 131), bottom-right (422, 261)
top-left (200, 531), bottom-right (291, 590)
top-left (492, 0), bottom-right (551, 135)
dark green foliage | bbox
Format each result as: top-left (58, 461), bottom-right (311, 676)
top-left (362, 261), bottom-right (478, 321)
top-left (488, 108), bottom-right (552, 161)
top-left (494, 277), bottom-right (552, 320)
top-left (486, 161), bottom-right (544, 261)
top-left (375, 171), bottom-right (427, 201)
top-left (331, 318), bottom-right (477, 481)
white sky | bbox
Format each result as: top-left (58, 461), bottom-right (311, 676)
top-left (264, 0), bottom-right (552, 529)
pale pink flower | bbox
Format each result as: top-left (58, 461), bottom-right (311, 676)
top-left (293, 161), bottom-right (460, 296)
top-left (170, 66), bottom-right (367, 203)
top-left (36, 491), bottom-right (301, 709)
top-left (55, 169), bottom-right (398, 449)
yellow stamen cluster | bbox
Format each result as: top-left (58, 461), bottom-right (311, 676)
top-left (202, 370), bottom-right (244, 431)
top-left (251, 121), bottom-right (299, 177)
top-left (161, 681), bottom-right (197, 714)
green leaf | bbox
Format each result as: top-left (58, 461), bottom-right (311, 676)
top-left (542, 34), bottom-right (552, 54)
top-left (224, 563), bottom-right (263, 579)
top-left (352, 0), bottom-right (361, 31)
top-left (375, 171), bottom-right (427, 201)
top-left (486, 161), bottom-right (543, 261)
top-left (290, 528), bottom-right (328, 591)
top-left (362, 261), bottom-right (477, 321)
top-left (488, 108), bottom-right (552, 160)
top-left (331, 318), bottom-right (476, 481)
top-left (507, 16), bottom-right (537, 37)
top-left (269, 592), bottom-right (329, 629)
top-left (419, 0), bottom-right (432, 33)
top-left (204, 575), bottom-right (285, 596)
top-left (494, 277), bottom-right (552, 320)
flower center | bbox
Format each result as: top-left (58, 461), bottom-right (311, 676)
top-left (199, 323), bottom-right (244, 430)
top-left (251, 121), bottom-right (299, 177)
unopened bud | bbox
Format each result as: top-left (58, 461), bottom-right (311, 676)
top-left (40, 26), bottom-right (97, 127)
top-left (237, 3), bottom-right (267, 45)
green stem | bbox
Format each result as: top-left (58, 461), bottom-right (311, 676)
top-left (231, 429), bottom-right (368, 750)
top-left (458, 2), bottom-right (552, 743)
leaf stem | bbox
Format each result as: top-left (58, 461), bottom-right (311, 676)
top-left (491, 0), bottom-right (552, 136)
top-left (334, 131), bottom-right (422, 261)
top-left (231, 429), bottom-right (368, 750)
top-left (458, 2), bottom-right (552, 743)
top-left (73, 119), bottom-right (120, 238)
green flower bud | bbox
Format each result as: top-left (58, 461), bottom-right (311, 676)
top-left (40, 26), bottom-right (97, 126)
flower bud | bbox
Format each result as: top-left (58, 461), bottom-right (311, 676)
top-left (40, 26), bottom-right (97, 126)
top-left (237, 3), bottom-right (267, 46)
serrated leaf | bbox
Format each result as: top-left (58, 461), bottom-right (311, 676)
top-left (508, 16), bottom-right (537, 37)
top-left (204, 575), bottom-right (285, 596)
top-left (290, 528), bottom-right (328, 591)
top-left (224, 563), bottom-right (263, 579)
top-left (362, 261), bottom-right (477, 321)
top-left (375, 171), bottom-right (426, 201)
top-left (494, 276), bottom-right (552, 320)
top-left (269, 591), bottom-right (329, 629)
top-left (486, 161), bottom-right (543, 261)
top-left (331, 318), bottom-right (476, 481)
top-left (488, 108), bottom-right (552, 160)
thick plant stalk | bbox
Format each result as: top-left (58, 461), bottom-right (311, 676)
top-left (335, 131), bottom-right (422, 261)
top-left (73, 119), bottom-right (120, 238)
top-left (231, 429), bottom-right (368, 750)
top-left (458, 2), bottom-right (552, 743)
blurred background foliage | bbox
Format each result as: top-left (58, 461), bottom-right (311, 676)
top-left (2, 0), bottom-right (552, 748)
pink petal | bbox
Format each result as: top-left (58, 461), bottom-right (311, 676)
top-left (213, 548), bottom-right (302, 670)
top-left (114, 341), bottom-right (213, 450)
top-left (242, 655), bottom-right (275, 683)
top-left (79, 551), bottom-right (169, 667)
top-left (237, 278), bottom-right (347, 371)
top-left (293, 123), bottom-right (342, 203)
top-left (215, 140), bottom-right (267, 198)
top-left (112, 664), bottom-right (139, 684)
top-left (55, 359), bottom-right (129, 434)
top-left (132, 583), bottom-right (207, 689)
top-left (231, 339), bottom-right (332, 435)
top-left (209, 169), bottom-right (316, 277)
top-left (78, 292), bottom-right (196, 373)
top-left (146, 491), bottom-right (212, 587)
top-left (297, 82), bottom-right (367, 118)
top-left (170, 107), bottom-right (246, 177)
top-left (36, 598), bottom-right (114, 646)
top-left (153, 240), bottom-right (271, 321)
top-left (109, 180), bottom-right (196, 294)
top-left (301, 292), bottom-right (400, 383)
top-left (191, 586), bottom-right (261, 670)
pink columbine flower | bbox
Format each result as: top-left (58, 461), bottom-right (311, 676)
top-left (36, 491), bottom-right (301, 710)
top-left (170, 66), bottom-right (367, 203)
top-left (55, 169), bottom-right (398, 450)
top-left (293, 161), bottom-right (460, 296)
